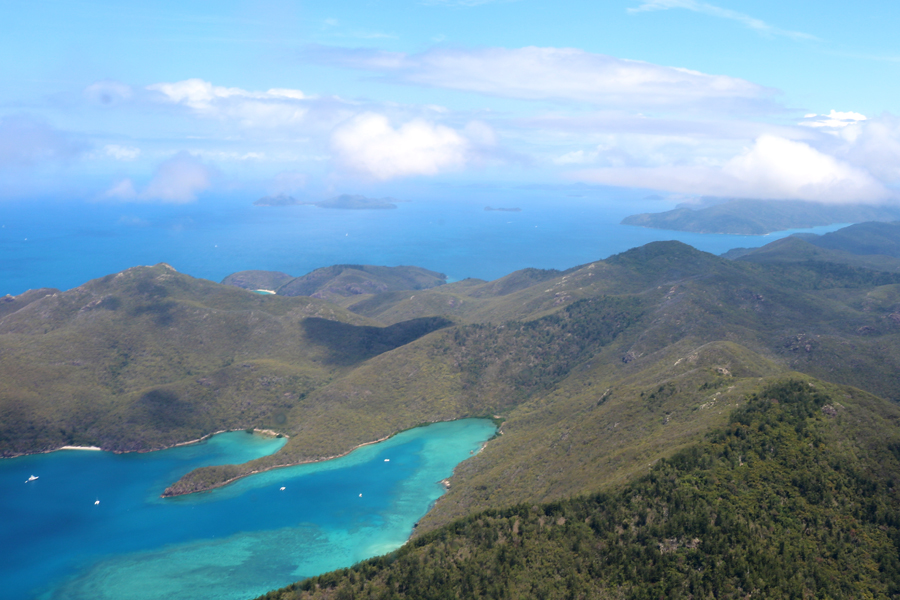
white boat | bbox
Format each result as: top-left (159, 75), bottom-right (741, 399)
top-left (25, 475), bottom-right (38, 483)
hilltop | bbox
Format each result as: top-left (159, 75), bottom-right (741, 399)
top-left (4, 229), bottom-right (900, 596)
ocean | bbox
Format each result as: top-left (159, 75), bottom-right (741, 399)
top-left (0, 419), bottom-right (497, 600)
top-left (0, 187), bottom-right (849, 296)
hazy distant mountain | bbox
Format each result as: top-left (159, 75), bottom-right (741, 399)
top-left (622, 199), bottom-right (900, 235)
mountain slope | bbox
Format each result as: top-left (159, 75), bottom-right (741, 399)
top-left (261, 379), bottom-right (900, 600)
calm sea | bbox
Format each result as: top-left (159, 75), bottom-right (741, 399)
top-left (0, 187), bottom-right (849, 296)
top-left (0, 419), bottom-right (497, 600)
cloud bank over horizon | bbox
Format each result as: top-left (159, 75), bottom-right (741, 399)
top-left (572, 134), bottom-right (893, 204)
top-left (104, 153), bottom-right (217, 203)
top-left (3, 0), bottom-right (900, 208)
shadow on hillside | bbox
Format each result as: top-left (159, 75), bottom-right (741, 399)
top-left (302, 316), bottom-right (453, 365)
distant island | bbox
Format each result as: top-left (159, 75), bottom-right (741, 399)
top-left (621, 198), bottom-right (900, 235)
top-left (484, 206), bottom-right (522, 212)
top-left (254, 194), bottom-right (403, 210)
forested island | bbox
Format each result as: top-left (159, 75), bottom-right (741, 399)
top-left (622, 198), bottom-right (900, 235)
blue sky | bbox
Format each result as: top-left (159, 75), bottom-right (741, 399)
top-left (3, 0), bottom-right (899, 205)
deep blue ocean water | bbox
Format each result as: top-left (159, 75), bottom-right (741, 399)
top-left (0, 188), bottom-right (849, 296)
top-left (0, 420), bottom-right (496, 600)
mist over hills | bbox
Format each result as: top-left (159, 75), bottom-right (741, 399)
top-left (4, 224), bottom-right (900, 597)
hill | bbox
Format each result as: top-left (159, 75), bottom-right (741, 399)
top-left (621, 199), bottom-right (900, 235)
top-left (223, 264), bottom-right (447, 304)
top-left (806, 220), bottom-right (900, 257)
top-left (263, 379), bottom-right (900, 599)
top-left (6, 240), bottom-right (900, 599)
top-left (723, 222), bottom-right (900, 273)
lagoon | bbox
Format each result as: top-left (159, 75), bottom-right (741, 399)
top-left (0, 419), bottom-right (496, 600)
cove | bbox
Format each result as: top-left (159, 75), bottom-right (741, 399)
top-left (0, 419), bottom-right (497, 600)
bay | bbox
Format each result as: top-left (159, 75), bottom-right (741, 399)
top-left (0, 419), bottom-right (497, 600)
top-left (0, 188), bottom-right (848, 297)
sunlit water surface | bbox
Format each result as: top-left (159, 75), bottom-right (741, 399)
top-left (0, 419), bottom-right (496, 600)
top-left (0, 190), bottom-right (850, 296)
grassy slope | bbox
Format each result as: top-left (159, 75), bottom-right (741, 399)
top-left (180, 242), bottom-right (900, 516)
top-left (0, 264), bottom-right (418, 455)
top-left (5, 242), bottom-right (900, 510)
top-left (261, 379), bottom-right (900, 600)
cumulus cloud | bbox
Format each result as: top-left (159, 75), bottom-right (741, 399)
top-left (629, 0), bottom-right (816, 41)
top-left (307, 46), bottom-right (773, 109)
top-left (331, 113), bottom-right (472, 180)
top-left (104, 152), bottom-right (217, 203)
top-left (831, 113), bottom-right (900, 183)
top-left (800, 109), bottom-right (867, 129)
top-left (572, 135), bottom-right (892, 203)
top-left (0, 116), bottom-right (85, 167)
top-left (147, 79), bottom-right (309, 128)
top-left (104, 145), bottom-right (141, 161)
top-left (104, 178), bottom-right (138, 200)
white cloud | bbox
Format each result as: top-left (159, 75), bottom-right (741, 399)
top-left (554, 150), bottom-right (598, 165)
top-left (629, 0), bottom-right (816, 41)
top-left (800, 109), bottom-right (868, 129)
top-left (103, 152), bottom-right (217, 203)
top-left (192, 150), bottom-right (266, 161)
top-left (308, 46), bottom-right (773, 109)
top-left (572, 135), bottom-right (891, 203)
top-left (0, 116), bottom-right (85, 167)
top-left (104, 145), bottom-right (141, 161)
top-left (832, 114), bottom-right (900, 183)
top-left (331, 113), bottom-right (470, 179)
top-left (147, 79), bottom-right (309, 128)
top-left (104, 178), bottom-right (138, 200)
top-left (84, 81), bottom-right (134, 106)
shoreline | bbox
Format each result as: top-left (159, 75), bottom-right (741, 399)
top-left (160, 432), bottom-right (394, 498)
top-left (161, 417), bottom-right (499, 498)
top-left (1, 427), bottom-right (287, 460)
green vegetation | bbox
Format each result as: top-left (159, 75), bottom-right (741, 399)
top-left (5, 234), bottom-right (900, 512)
top-left (260, 380), bottom-right (900, 600)
top-left (7, 229), bottom-right (900, 597)
top-left (621, 199), bottom-right (900, 235)
top-left (221, 270), bottom-right (295, 291)
top-left (267, 264), bottom-right (446, 303)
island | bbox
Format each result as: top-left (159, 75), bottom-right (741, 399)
top-left (621, 198), bottom-right (900, 235)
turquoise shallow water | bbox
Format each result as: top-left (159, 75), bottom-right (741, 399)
top-left (0, 419), bottom-right (496, 600)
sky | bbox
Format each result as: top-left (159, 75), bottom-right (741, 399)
top-left (2, 0), bottom-right (900, 206)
